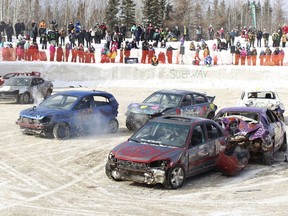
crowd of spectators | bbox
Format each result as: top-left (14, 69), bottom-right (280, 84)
top-left (0, 19), bottom-right (287, 66)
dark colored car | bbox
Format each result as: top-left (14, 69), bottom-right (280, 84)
top-left (106, 115), bottom-right (226, 189)
top-left (125, 89), bottom-right (217, 131)
top-left (214, 107), bottom-right (287, 165)
top-left (0, 71), bottom-right (41, 86)
top-left (16, 90), bottom-right (119, 140)
top-left (0, 75), bottom-right (53, 104)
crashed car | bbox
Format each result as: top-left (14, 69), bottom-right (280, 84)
top-left (0, 76), bottom-right (53, 104)
top-left (237, 89), bottom-right (285, 121)
top-left (0, 71), bottom-right (41, 86)
top-left (16, 90), bottom-right (119, 140)
top-left (214, 107), bottom-right (287, 165)
top-left (125, 89), bottom-right (217, 131)
top-left (106, 115), bottom-right (226, 189)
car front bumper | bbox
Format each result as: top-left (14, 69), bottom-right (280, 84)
top-left (108, 161), bottom-right (166, 185)
top-left (16, 119), bottom-right (54, 136)
top-left (0, 91), bottom-right (19, 101)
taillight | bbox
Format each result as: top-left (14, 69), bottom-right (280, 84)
top-left (175, 108), bottom-right (181, 115)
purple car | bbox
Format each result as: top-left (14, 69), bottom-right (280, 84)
top-left (214, 107), bottom-right (287, 165)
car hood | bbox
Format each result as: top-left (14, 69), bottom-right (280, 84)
top-left (127, 103), bottom-right (170, 115)
top-left (0, 85), bottom-right (27, 92)
top-left (242, 99), bottom-right (285, 110)
top-left (19, 106), bottom-right (67, 120)
top-left (112, 140), bottom-right (183, 163)
top-left (216, 115), bottom-right (268, 140)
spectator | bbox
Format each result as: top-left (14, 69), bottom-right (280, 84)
top-left (256, 29), bottom-right (263, 47)
top-left (49, 44), bottom-right (56, 61)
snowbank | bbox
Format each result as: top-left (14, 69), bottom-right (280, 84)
top-left (0, 61), bottom-right (287, 89)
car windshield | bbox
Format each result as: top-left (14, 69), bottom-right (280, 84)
top-left (248, 91), bottom-right (276, 99)
top-left (4, 77), bottom-right (31, 86)
top-left (143, 93), bottom-right (182, 107)
top-left (219, 111), bottom-right (260, 121)
top-left (40, 94), bottom-right (79, 110)
top-left (130, 121), bottom-right (189, 148)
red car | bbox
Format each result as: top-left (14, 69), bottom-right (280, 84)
top-left (0, 72), bottom-right (41, 86)
top-left (105, 115), bottom-right (226, 189)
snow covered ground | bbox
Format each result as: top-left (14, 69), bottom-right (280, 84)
top-left (0, 36), bottom-right (288, 216)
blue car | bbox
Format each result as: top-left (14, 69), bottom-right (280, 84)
top-left (16, 90), bottom-right (119, 140)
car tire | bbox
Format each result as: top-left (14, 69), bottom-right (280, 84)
top-left (19, 92), bottom-right (31, 104)
top-left (263, 140), bottom-right (274, 165)
top-left (280, 133), bottom-right (287, 152)
top-left (163, 164), bottom-right (186, 189)
top-left (53, 123), bottom-right (70, 140)
top-left (107, 118), bottom-right (119, 134)
top-left (126, 118), bottom-right (135, 131)
top-left (207, 112), bottom-right (215, 119)
top-left (105, 162), bottom-right (121, 181)
top-left (45, 89), bottom-right (53, 99)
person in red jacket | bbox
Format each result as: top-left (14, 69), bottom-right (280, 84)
top-left (158, 52), bottom-right (165, 64)
top-left (78, 43), bottom-right (85, 63)
top-left (56, 45), bottom-right (64, 62)
top-left (71, 46), bottom-right (78, 62)
top-left (49, 44), bottom-right (56, 61)
top-left (166, 45), bottom-right (176, 64)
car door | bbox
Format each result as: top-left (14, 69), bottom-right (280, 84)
top-left (266, 110), bottom-right (283, 149)
top-left (72, 96), bottom-right (94, 131)
top-left (187, 124), bottom-right (216, 176)
top-left (92, 95), bottom-right (114, 130)
top-left (179, 94), bottom-right (198, 117)
top-left (191, 93), bottom-right (212, 118)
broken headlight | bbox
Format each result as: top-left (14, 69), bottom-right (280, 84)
top-left (149, 160), bottom-right (170, 169)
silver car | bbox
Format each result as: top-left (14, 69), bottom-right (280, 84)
top-left (0, 76), bottom-right (53, 104)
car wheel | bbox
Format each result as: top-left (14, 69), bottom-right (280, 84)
top-left (53, 123), bottom-right (70, 140)
top-left (105, 162), bottom-right (121, 181)
top-left (45, 89), bottom-right (53, 99)
top-left (207, 112), bottom-right (215, 119)
top-left (280, 133), bottom-right (287, 152)
top-left (263, 140), bottom-right (275, 165)
top-left (126, 118), bottom-right (135, 131)
top-left (163, 164), bottom-right (186, 189)
top-left (19, 92), bottom-right (30, 104)
top-left (107, 118), bottom-right (119, 134)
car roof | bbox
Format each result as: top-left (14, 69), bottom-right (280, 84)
top-left (149, 115), bottom-right (213, 126)
top-left (9, 76), bottom-right (39, 79)
top-left (55, 90), bottom-right (115, 98)
top-left (217, 106), bottom-right (267, 114)
top-left (243, 88), bottom-right (277, 93)
top-left (154, 89), bottom-right (205, 95)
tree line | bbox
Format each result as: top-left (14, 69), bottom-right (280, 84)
top-left (0, 0), bottom-right (287, 37)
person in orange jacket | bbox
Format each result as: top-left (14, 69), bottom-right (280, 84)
top-left (56, 44), bottom-right (64, 62)
top-left (71, 46), bottom-right (78, 62)
top-left (251, 47), bottom-right (257, 66)
top-left (234, 47), bottom-right (240, 65)
top-left (84, 50), bottom-right (91, 63)
top-left (279, 49), bottom-right (284, 66)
